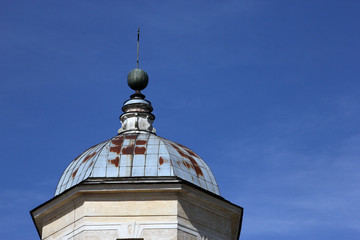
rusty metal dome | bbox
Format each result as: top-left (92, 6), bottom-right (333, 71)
top-left (55, 64), bottom-right (220, 196)
top-left (55, 132), bottom-right (220, 196)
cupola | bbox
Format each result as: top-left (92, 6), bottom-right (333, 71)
top-left (55, 66), bottom-right (220, 196)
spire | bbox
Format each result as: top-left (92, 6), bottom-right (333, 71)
top-left (118, 28), bottom-right (156, 134)
top-left (137, 27), bottom-right (140, 68)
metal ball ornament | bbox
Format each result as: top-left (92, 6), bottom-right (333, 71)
top-left (127, 68), bottom-right (149, 91)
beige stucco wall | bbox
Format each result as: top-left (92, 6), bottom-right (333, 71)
top-left (32, 181), bottom-right (242, 240)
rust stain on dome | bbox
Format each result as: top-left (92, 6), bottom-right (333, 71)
top-left (184, 148), bottom-right (198, 157)
top-left (159, 157), bottom-right (164, 165)
top-left (177, 142), bottom-right (199, 158)
top-left (110, 137), bottom-right (124, 154)
top-left (135, 146), bottom-right (146, 154)
top-left (108, 157), bottom-right (119, 167)
top-left (187, 155), bottom-right (203, 177)
top-left (72, 168), bottom-right (78, 178)
top-left (112, 137), bottom-right (124, 145)
top-left (183, 161), bottom-right (192, 169)
top-left (110, 146), bottom-right (121, 154)
top-left (170, 142), bottom-right (203, 177)
top-left (122, 144), bottom-right (135, 154)
top-left (136, 140), bottom-right (147, 145)
top-left (82, 152), bottom-right (97, 163)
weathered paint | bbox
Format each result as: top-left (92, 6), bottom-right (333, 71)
top-left (55, 132), bottom-right (220, 196)
top-left (110, 137), bottom-right (124, 154)
top-left (182, 161), bottom-right (191, 169)
top-left (108, 157), bottom-right (120, 167)
top-left (125, 135), bottom-right (137, 139)
top-left (135, 146), bottom-right (146, 154)
top-left (82, 152), bottom-right (97, 163)
top-left (136, 140), bottom-right (147, 145)
top-left (72, 168), bottom-right (78, 178)
top-left (112, 137), bottom-right (125, 145)
top-left (122, 145), bottom-right (134, 154)
top-left (169, 142), bottom-right (203, 177)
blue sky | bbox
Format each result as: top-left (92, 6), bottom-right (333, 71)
top-left (1, 0), bottom-right (360, 239)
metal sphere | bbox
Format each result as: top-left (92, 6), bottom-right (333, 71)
top-left (127, 68), bottom-right (149, 91)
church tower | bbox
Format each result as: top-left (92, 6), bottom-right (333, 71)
top-left (30, 35), bottom-right (243, 239)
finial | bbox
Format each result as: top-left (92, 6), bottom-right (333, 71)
top-left (127, 27), bottom-right (149, 95)
top-left (119, 28), bottom-right (155, 134)
top-left (127, 69), bottom-right (148, 92)
top-left (137, 27), bottom-right (140, 68)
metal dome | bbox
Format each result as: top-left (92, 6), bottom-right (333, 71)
top-left (55, 63), bottom-right (221, 196)
top-left (55, 132), bottom-right (220, 196)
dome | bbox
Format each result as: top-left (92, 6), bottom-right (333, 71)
top-left (55, 66), bottom-right (220, 197)
top-left (55, 132), bottom-right (220, 196)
